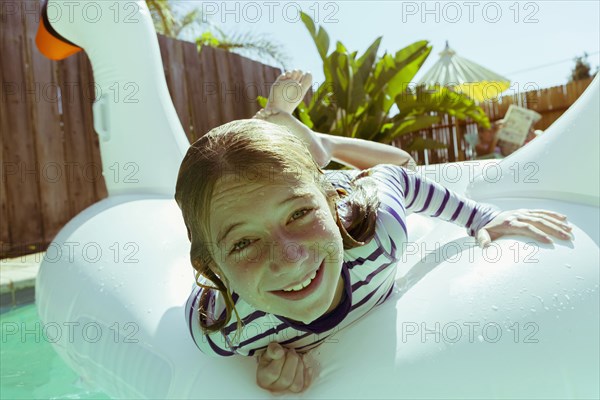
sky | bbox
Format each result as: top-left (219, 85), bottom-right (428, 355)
top-left (178, 0), bottom-right (600, 92)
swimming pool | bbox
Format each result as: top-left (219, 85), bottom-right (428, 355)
top-left (0, 303), bottom-right (109, 399)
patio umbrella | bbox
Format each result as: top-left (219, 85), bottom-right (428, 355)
top-left (418, 41), bottom-right (510, 102)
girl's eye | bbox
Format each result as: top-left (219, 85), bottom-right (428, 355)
top-left (231, 238), bottom-right (253, 254)
top-left (291, 208), bottom-right (314, 221)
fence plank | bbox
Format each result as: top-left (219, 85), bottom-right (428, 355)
top-left (238, 54), bottom-right (262, 118)
top-left (219, 51), bottom-right (242, 121)
top-left (23, 11), bottom-right (71, 244)
top-left (0, 66), bottom-right (11, 255)
top-left (220, 51), bottom-right (245, 121)
top-left (250, 59), bottom-right (268, 114)
top-left (1, 15), bottom-right (44, 256)
top-left (196, 47), bottom-right (224, 133)
top-left (182, 43), bottom-right (206, 141)
top-left (158, 35), bottom-right (192, 138)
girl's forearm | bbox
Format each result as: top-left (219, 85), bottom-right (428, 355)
top-left (318, 133), bottom-right (415, 170)
top-left (257, 110), bottom-right (415, 170)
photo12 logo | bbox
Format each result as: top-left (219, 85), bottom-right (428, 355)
top-left (200, 1), bottom-right (339, 24)
top-left (1, 1), bottom-right (143, 24)
top-left (2, 321), bottom-right (139, 344)
top-left (1, 81), bottom-right (139, 105)
top-left (400, 1), bottom-right (540, 24)
top-left (401, 321), bottom-right (540, 344)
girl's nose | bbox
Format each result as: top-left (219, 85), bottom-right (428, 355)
top-left (269, 239), bottom-right (310, 274)
top-left (282, 241), bottom-right (309, 264)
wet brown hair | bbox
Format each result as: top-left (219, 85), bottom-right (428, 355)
top-left (175, 119), bottom-right (379, 339)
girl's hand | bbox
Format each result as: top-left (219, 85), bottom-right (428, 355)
top-left (256, 342), bottom-right (313, 393)
top-left (476, 209), bottom-right (573, 248)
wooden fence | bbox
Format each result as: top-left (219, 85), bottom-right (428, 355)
top-left (1, 13), bottom-right (280, 259)
top-left (397, 76), bottom-right (595, 164)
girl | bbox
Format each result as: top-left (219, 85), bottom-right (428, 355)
top-left (175, 71), bottom-right (572, 394)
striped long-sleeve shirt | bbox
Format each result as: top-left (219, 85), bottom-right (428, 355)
top-left (184, 164), bottom-right (500, 357)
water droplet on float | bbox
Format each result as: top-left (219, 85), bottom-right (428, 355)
top-left (575, 276), bottom-right (584, 280)
top-left (530, 308), bottom-right (536, 313)
top-left (564, 264), bottom-right (572, 269)
top-left (565, 294), bottom-right (570, 301)
top-left (491, 305), bottom-right (498, 311)
top-left (147, 309), bottom-right (152, 314)
top-left (477, 335), bottom-right (484, 342)
top-left (531, 294), bottom-right (544, 304)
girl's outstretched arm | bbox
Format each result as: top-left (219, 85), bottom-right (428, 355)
top-left (370, 164), bottom-right (573, 249)
top-left (319, 132), bottom-right (417, 170)
top-left (254, 108), bottom-right (416, 170)
top-left (256, 69), bottom-right (416, 170)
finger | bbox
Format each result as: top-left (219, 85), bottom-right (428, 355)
top-left (531, 213), bottom-right (573, 231)
top-left (265, 342), bottom-right (284, 361)
top-left (271, 348), bottom-right (300, 391)
top-left (519, 216), bottom-right (573, 240)
top-left (288, 357), bottom-right (306, 393)
top-left (303, 367), bottom-right (314, 392)
top-left (302, 367), bottom-right (310, 392)
top-left (257, 363), bottom-right (284, 389)
top-left (257, 343), bottom-right (286, 386)
top-left (299, 72), bottom-right (313, 89)
top-left (476, 228), bottom-right (492, 248)
top-left (510, 220), bottom-right (553, 243)
top-left (528, 210), bottom-right (568, 221)
top-left (257, 355), bottom-right (286, 388)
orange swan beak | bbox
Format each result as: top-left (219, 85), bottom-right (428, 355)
top-left (35, 0), bottom-right (82, 60)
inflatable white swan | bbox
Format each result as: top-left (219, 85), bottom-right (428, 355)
top-left (35, 1), bottom-right (599, 398)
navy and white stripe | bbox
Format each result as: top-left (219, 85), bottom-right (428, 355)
top-left (185, 164), bottom-right (500, 357)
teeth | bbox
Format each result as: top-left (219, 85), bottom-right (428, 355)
top-left (282, 270), bottom-right (318, 292)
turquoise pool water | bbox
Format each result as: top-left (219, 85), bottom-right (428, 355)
top-left (0, 303), bottom-right (110, 399)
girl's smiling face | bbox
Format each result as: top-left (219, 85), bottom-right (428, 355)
top-left (208, 172), bottom-right (345, 324)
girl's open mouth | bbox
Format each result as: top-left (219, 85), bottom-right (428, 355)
top-left (270, 259), bottom-right (325, 300)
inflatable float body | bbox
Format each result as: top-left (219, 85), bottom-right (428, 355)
top-left (34, 1), bottom-right (599, 398)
